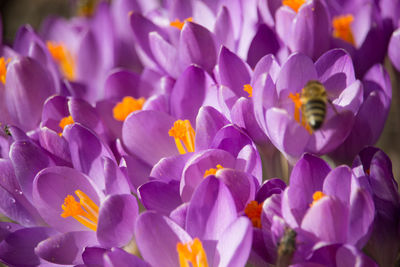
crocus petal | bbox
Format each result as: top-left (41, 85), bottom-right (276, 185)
top-left (179, 22), bottom-right (217, 73)
top-left (216, 169), bottom-right (256, 212)
top-left (150, 153), bottom-right (191, 182)
top-left (213, 6), bottom-right (235, 52)
top-left (122, 110), bottom-right (177, 166)
top-left (216, 217), bottom-right (253, 267)
top-left (195, 106), bottom-right (229, 151)
top-left (0, 227), bottom-right (56, 267)
top-left (236, 144), bottom-right (263, 183)
top-left (276, 52), bottom-right (318, 97)
top-left (186, 176), bottom-right (237, 240)
top-left (170, 203), bottom-right (189, 229)
top-left (38, 127), bottom-right (72, 166)
top-left (282, 153), bottom-right (330, 226)
top-left (149, 32), bottom-right (180, 78)
top-left (170, 65), bottom-right (208, 124)
top-left (275, 6), bottom-right (296, 46)
top-left (389, 29), bottom-right (400, 72)
top-left (120, 155), bottom-right (152, 190)
top-left (103, 157), bottom-right (130, 195)
top-left (138, 180), bottom-right (182, 215)
top-left (35, 231), bottom-right (97, 265)
top-left (322, 166), bottom-right (352, 205)
top-left (103, 69), bottom-right (141, 100)
top-left (64, 123), bottom-right (115, 191)
top-left (347, 188), bottom-right (374, 247)
top-left (5, 57), bottom-right (54, 131)
top-left (255, 178), bottom-right (286, 203)
top-left (315, 49), bottom-right (355, 95)
top-left (265, 108), bottom-right (310, 159)
top-left (135, 211), bottom-right (192, 267)
top-left (210, 125), bottom-right (253, 157)
top-left (301, 197), bottom-right (348, 244)
top-left (180, 149), bottom-right (236, 202)
top-left (32, 166), bottom-right (102, 233)
top-left (9, 140), bottom-right (54, 202)
top-left (0, 160), bottom-right (45, 226)
top-left (103, 247), bottom-right (149, 267)
top-left (97, 194), bottom-right (138, 248)
top-left (217, 46), bottom-right (251, 97)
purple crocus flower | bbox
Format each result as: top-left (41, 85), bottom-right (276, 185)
top-left (389, 27), bottom-right (400, 72)
top-left (352, 147), bottom-right (400, 267)
top-left (31, 166), bottom-right (137, 265)
top-left (135, 176), bottom-right (253, 267)
top-left (329, 64), bottom-right (391, 164)
top-left (254, 49), bottom-right (363, 163)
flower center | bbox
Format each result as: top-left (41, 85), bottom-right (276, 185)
top-left (288, 92), bottom-right (312, 134)
top-left (177, 238), bottom-right (209, 267)
top-left (58, 115), bottom-right (74, 136)
top-left (243, 84), bottom-right (253, 97)
top-left (61, 190), bottom-right (99, 231)
top-left (244, 200), bottom-right (262, 228)
top-left (46, 41), bottom-right (76, 80)
top-left (0, 57), bottom-right (11, 85)
top-left (169, 120), bottom-right (195, 154)
top-left (332, 14), bottom-right (355, 46)
top-left (310, 191), bottom-right (326, 207)
top-left (113, 96), bottom-right (146, 121)
top-left (282, 0), bottom-right (306, 12)
top-left (204, 164), bottom-right (224, 177)
top-left (170, 17), bottom-right (193, 30)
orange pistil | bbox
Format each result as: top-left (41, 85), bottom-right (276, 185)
top-left (177, 238), bottom-right (209, 267)
top-left (309, 191), bottom-right (326, 207)
top-left (113, 96), bottom-right (145, 121)
top-left (170, 17), bottom-right (193, 30)
top-left (332, 14), bottom-right (355, 46)
top-left (0, 57), bottom-right (11, 84)
top-left (204, 164), bottom-right (224, 177)
top-left (245, 201), bottom-right (263, 228)
top-left (46, 41), bottom-right (76, 80)
top-left (61, 190), bottom-right (99, 231)
top-left (282, 0), bottom-right (306, 13)
top-left (58, 115), bottom-right (74, 136)
top-left (288, 92), bottom-right (312, 134)
top-left (243, 84), bottom-right (253, 97)
top-left (169, 120), bottom-right (195, 154)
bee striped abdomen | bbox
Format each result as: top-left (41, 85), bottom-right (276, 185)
top-left (304, 99), bottom-right (326, 130)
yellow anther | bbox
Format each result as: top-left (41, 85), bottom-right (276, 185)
top-left (243, 84), bottom-right (253, 97)
top-left (61, 190), bottom-right (99, 231)
top-left (244, 200), bottom-right (263, 228)
top-left (332, 14), bottom-right (355, 46)
top-left (113, 96), bottom-right (145, 121)
top-left (170, 17), bottom-right (193, 30)
top-left (46, 41), bottom-right (76, 80)
top-left (58, 115), bottom-right (74, 136)
top-left (310, 191), bottom-right (326, 207)
top-left (204, 164), bottom-right (224, 177)
top-left (169, 120), bottom-right (195, 154)
top-left (177, 238), bottom-right (209, 267)
top-left (0, 57), bottom-right (11, 85)
top-left (282, 0), bottom-right (306, 13)
top-left (289, 93), bottom-right (302, 123)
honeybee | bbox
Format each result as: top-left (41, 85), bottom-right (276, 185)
top-left (276, 228), bottom-right (297, 267)
top-left (300, 80), bottom-right (329, 131)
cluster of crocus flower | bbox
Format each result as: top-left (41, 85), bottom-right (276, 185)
top-left (0, 0), bottom-right (399, 266)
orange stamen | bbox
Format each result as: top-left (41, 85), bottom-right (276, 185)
top-left (282, 0), bottom-right (306, 13)
top-left (113, 96), bottom-right (145, 121)
top-left (332, 14), bottom-right (355, 46)
top-left (170, 17), bottom-right (193, 30)
top-left (46, 41), bottom-right (76, 80)
top-left (169, 120), bottom-right (195, 154)
top-left (0, 57), bottom-right (11, 85)
top-left (61, 190), bottom-right (99, 231)
top-left (244, 201), bottom-right (263, 228)
top-left (204, 164), bottom-right (224, 177)
top-left (177, 238), bottom-right (209, 267)
top-left (243, 84), bottom-right (253, 97)
top-left (309, 191), bottom-right (326, 207)
top-left (288, 92), bottom-right (313, 134)
top-left (58, 115), bottom-right (74, 136)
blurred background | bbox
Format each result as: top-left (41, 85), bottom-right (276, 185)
top-left (1, 0), bottom-right (400, 182)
